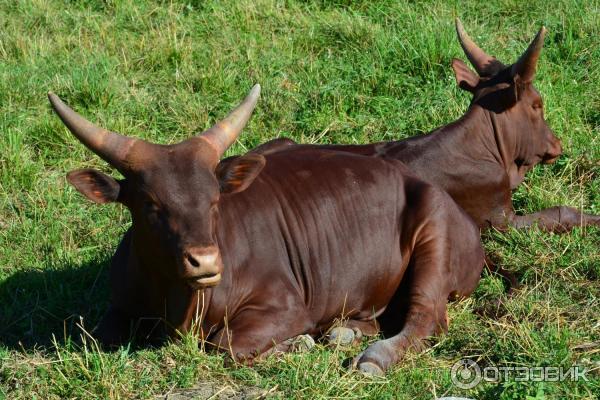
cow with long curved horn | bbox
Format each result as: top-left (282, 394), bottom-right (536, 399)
top-left (198, 84), bottom-right (261, 158)
top-left (48, 93), bottom-right (140, 173)
top-left (52, 84), bottom-right (486, 378)
top-left (455, 18), bottom-right (547, 84)
top-left (275, 20), bottom-right (599, 234)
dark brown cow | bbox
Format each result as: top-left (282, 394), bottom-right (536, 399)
top-left (276, 20), bottom-right (600, 232)
top-left (50, 86), bottom-right (484, 375)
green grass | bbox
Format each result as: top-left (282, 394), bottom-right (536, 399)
top-left (1, 0), bottom-right (599, 398)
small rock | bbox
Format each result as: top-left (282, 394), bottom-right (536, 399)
top-left (289, 334), bottom-right (315, 352)
top-left (328, 327), bottom-right (356, 347)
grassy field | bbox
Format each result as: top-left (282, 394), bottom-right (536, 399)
top-left (1, 0), bottom-right (599, 398)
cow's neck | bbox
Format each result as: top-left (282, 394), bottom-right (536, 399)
top-left (436, 105), bottom-right (522, 187)
top-left (458, 106), bottom-right (515, 165)
top-left (484, 107), bottom-right (531, 188)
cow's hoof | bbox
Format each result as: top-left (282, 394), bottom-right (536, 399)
top-left (348, 351), bottom-right (364, 370)
top-left (289, 334), bottom-right (315, 352)
top-left (357, 361), bottom-right (384, 376)
top-left (350, 340), bottom-right (396, 375)
top-left (328, 327), bottom-right (357, 347)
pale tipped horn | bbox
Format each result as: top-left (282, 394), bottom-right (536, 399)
top-left (200, 84), bottom-right (261, 157)
top-left (511, 26), bottom-right (546, 82)
top-left (455, 18), bottom-right (504, 76)
top-left (48, 93), bottom-right (137, 173)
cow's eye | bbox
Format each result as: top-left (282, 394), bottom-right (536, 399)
top-left (532, 103), bottom-right (542, 110)
top-left (144, 199), bottom-right (160, 213)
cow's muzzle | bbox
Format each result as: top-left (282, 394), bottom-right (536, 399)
top-left (182, 246), bottom-right (223, 288)
top-left (542, 136), bottom-right (562, 164)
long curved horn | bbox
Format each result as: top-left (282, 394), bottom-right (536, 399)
top-left (48, 93), bottom-right (137, 173)
top-left (200, 84), bottom-right (260, 158)
top-left (455, 19), bottom-right (504, 76)
top-left (511, 27), bottom-right (546, 82)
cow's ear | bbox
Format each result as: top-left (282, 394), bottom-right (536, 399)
top-left (67, 168), bottom-right (121, 204)
top-left (451, 58), bottom-right (480, 92)
top-left (217, 153), bottom-right (265, 194)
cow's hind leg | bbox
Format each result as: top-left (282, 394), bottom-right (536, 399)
top-left (352, 209), bottom-right (484, 375)
top-left (510, 206), bottom-right (600, 233)
top-left (351, 252), bottom-right (451, 376)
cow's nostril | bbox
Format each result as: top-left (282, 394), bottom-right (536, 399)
top-left (186, 253), bottom-right (200, 268)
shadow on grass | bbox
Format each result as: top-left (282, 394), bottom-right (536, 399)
top-left (0, 257), bottom-right (111, 350)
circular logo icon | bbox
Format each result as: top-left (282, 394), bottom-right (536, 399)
top-left (451, 359), bottom-right (482, 389)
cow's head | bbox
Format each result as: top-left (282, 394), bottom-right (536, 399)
top-left (50, 86), bottom-right (264, 290)
top-left (451, 20), bottom-right (562, 180)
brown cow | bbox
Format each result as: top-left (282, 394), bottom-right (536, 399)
top-left (273, 20), bottom-right (600, 232)
top-left (50, 86), bottom-right (484, 375)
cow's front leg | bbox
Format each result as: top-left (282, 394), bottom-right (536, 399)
top-left (509, 206), bottom-right (600, 233)
top-left (208, 308), bottom-right (313, 364)
top-left (94, 230), bottom-right (167, 347)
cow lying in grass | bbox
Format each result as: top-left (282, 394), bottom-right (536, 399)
top-left (50, 86), bottom-right (484, 375)
top-left (272, 20), bottom-right (600, 233)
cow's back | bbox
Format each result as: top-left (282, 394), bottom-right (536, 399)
top-left (311, 133), bottom-right (512, 228)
